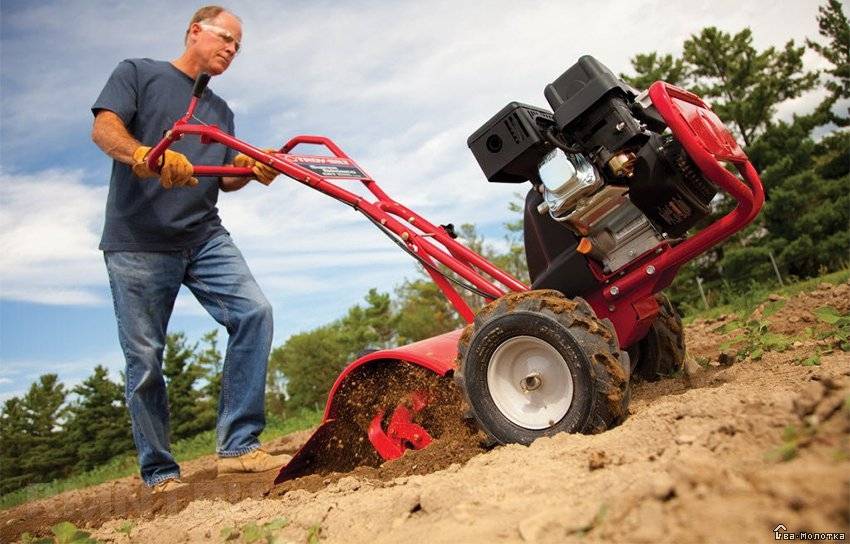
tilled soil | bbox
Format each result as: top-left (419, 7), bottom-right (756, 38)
top-left (2, 282), bottom-right (849, 543)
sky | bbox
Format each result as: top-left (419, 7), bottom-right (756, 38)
top-left (0, 0), bottom-right (835, 401)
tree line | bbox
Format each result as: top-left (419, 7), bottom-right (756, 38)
top-left (2, 0), bottom-right (846, 497)
top-left (0, 332), bottom-right (223, 494)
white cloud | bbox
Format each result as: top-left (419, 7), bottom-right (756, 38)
top-left (0, 349), bottom-right (125, 402)
top-left (0, 169), bottom-right (107, 305)
top-left (0, 0), bottom-right (835, 321)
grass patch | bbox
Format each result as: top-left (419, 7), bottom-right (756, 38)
top-left (682, 268), bottom-right (849, 324)
top-left (0, 408), bottom-right (321, 511)
top-left (717, 319), bottom-right (794, 361)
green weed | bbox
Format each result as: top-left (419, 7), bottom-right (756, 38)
top-left (306, 525), bottom-right (322, 544)
top-left (765, 424), bottom-right (817, 463)
top-left (761, 299), bottom-right (786, 318)
top-left (813, 307), bottom-right (850, 351)
top-left (115, 521), bottom-right (134, 540)
top-left (694, 356), bottom-right (711, 368)
top-left (21, 522), bottom-right (100, 543)
top-left (219, 518), bottom-right (289, 544)
top-left (797, 354), bottom-right (821, 366)
top-left (719, 319), bottom-right (793, 361)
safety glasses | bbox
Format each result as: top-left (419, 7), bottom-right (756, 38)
top-left (198, 23), bottom-right (241, 55)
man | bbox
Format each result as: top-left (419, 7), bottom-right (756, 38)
top-left (91, 6), bottom-right (287, 493)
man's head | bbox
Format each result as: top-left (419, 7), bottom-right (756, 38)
top-left (184, 6), bottom-right (242, 75)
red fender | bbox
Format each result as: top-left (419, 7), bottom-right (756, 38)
top-left (275, 329), bottom-right (462, 483)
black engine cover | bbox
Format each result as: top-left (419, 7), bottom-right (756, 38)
top-left (628, 134), bottom-right (717, 237)
top-left (523, 188), bottom-right (597, 296)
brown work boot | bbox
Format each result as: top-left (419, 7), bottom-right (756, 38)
top-left (150, 478), bottom-right (187, 494)
top-left (217, 448), bottom-right (291, 475)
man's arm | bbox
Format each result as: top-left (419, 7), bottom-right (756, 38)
top-left (91, 110), bottom-right (140, 165)
top-left (93, 110), bottom-right (250, 190)
top-left (92, 110), bottom-right (198, 189)
top-left (220, 176), bottom-right (252, 192)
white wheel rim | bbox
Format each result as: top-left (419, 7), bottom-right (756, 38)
top-left (486, 335), bottom-right (574, 430)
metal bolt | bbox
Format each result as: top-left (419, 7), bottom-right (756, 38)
top-left (610, 286), bottom-right (620, 296)
top-left (615, 122), bottom-right (626, 132)
top-left (646, 265), bottom-right (656, 275)
top-left (608, 305), bottom-right (616, 312)
top-left (402, 232), bottom-right (410, 241)
top-left (380, 218), bottom-right (387, 225)
top-left (521, 372), bottom-right (542, 392)
top-left (409, 217), bottom-right (415, 223)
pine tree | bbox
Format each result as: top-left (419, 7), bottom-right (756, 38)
top-left (807, 0), bottom-right (850, 126)
top-left (20, 375), bottom-right (74, 487)
top-left (764, 131), bottom-right (850, 278)
top-left (64, 366), bottom-right (133, 471)
top-left (339, 288), bottom-right (396, 351)
top-left (0, 397), bottom-right (31, 493)
top-left (682, 27), bottom-right (818, 146)
top-left (621, 52), bottom-right (687, 90)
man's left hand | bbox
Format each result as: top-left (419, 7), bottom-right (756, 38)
top-left (233, 149), bottom-right (280, 185)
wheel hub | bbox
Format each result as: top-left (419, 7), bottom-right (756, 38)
top-left (486, 335), bottom-right (574, 430)
top-left (521, 372), bottom-right (542, 392)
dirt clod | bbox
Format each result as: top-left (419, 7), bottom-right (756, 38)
top-left (588, 450), bottom-right (609, 471)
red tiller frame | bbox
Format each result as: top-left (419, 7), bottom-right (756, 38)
top-left (602, 82), bottom-right (765, 301)
top-left (146, 93), bottom-right (528, 324)
top-left (146, 79), bottom-right (763, 348)
top-left (583, 82), bottom-right (765, 347)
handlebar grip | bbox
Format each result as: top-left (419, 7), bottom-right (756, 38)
top-left (193, 72), bottom-right (211, 98)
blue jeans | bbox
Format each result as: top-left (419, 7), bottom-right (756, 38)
top-left (104, 233), bottom-right (273, 486)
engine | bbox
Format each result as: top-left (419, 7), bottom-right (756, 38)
top-left (468, 56), bottom-right (717, 275)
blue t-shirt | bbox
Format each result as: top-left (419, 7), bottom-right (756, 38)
top-left (92, 58), bottom-right (238, 251)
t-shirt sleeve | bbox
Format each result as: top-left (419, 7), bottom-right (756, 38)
top-left (91, 60), bottom-right (138, 124)
top-left (224, 110), bottom-right (239, 164)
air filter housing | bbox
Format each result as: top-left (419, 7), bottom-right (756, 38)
top-left (467, 102), bottom-right (554, 183)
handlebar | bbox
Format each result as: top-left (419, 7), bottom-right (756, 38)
top-left (145, 71), bottom-right (357, 181)
top-left (192, 72), bottom-right (211, 98)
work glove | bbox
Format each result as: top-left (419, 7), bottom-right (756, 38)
top-left (132, 146), bottom-right (199, 189)
top-left (233, 149), bottom-right (280, 185)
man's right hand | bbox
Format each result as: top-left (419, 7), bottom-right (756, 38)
top-left (132, 146), bottom-right (199, 189)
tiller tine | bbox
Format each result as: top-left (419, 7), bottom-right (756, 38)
top-left (367, 391), bottom-right (433, 460)
top-left (274, 390), bottom-right (434, 485)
